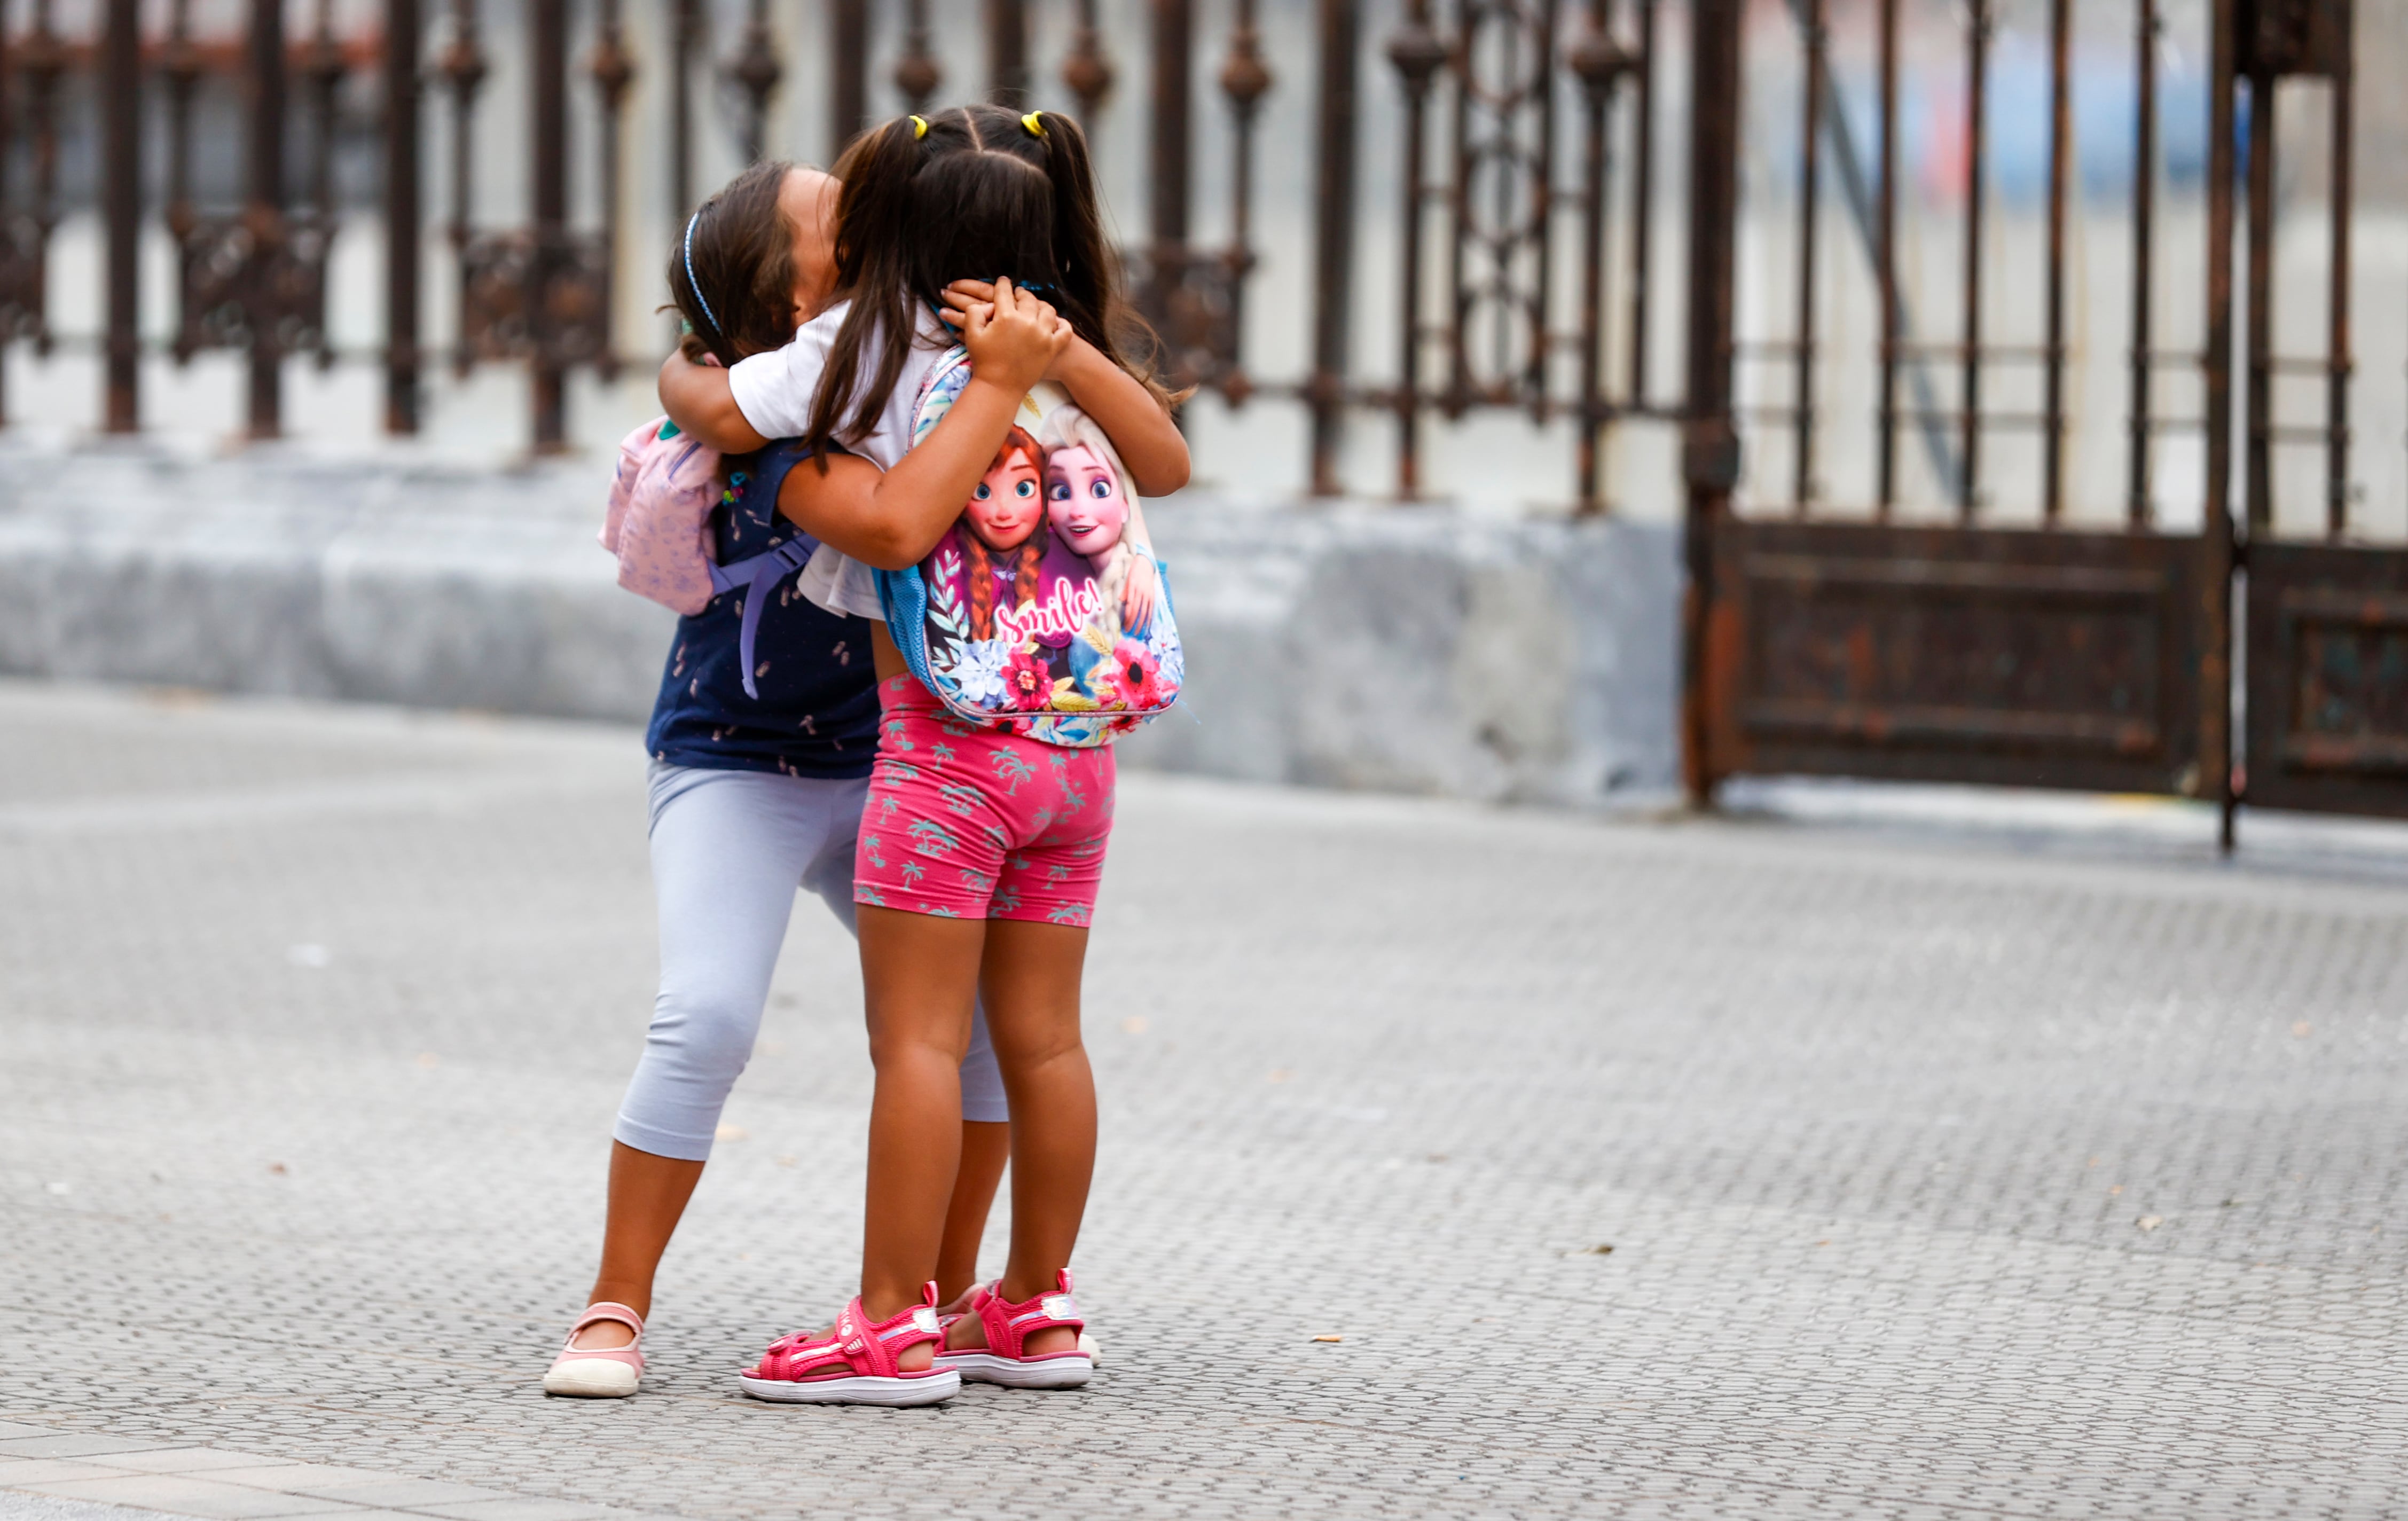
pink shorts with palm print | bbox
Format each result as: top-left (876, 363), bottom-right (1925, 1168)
top-left (853, 675), bottom-right (1117, 925)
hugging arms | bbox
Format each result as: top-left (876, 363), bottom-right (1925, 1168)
top-left (658, 279), bottom-right (1187, 594)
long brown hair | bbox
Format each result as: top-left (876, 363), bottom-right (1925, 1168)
top-left (964, 428), bottom-right (1048, 638)
top-left (806, 104), bottom-right (1172, 459)
top-left (666, 159), bottom-right (799, 367)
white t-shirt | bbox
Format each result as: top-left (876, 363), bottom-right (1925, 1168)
top-left (726, 299), bottom-right (955, 620)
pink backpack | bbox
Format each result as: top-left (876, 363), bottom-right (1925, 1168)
top-left (600, 418), bottom-right (723, 616)
top-left (599, 417), bottom-right (826, 701)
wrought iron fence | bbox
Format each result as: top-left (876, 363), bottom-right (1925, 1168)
top-left (1687, 0), bottom-right (2408, 836)
top-left (0, 0), bottom-right (1687, 506)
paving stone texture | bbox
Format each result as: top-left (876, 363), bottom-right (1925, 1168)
top-left (1, 680), bottom-right (2403, 1520)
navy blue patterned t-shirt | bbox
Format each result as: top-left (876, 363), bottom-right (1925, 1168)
top-left (644, 440), bottom-right (880, 778)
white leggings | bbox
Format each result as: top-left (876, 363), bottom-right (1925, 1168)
top-left (613, 763), bottom-right (1009, 1162)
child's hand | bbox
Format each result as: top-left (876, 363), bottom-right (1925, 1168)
top-left (941, 279), bottom-right (1063, 336)
top-left (943, 279), bottom-right (1092, 380)
top-left (938, 278), bottom-right (996, 326)
top-left (1120, 552), bottom-right (1159, 635)
top-left (960, 278), bottom-right (1071, 396)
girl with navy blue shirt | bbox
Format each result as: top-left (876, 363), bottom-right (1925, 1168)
top-left (543, 162), bottom-right (1009, 1399)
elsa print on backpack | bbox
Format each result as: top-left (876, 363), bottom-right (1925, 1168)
top-left (876, 346), bottom-right (1183, 747)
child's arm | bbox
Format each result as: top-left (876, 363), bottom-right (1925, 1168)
top-left (1046, 340), bottom-right (1189, 497)
top-left (940, 281), bottom-right (1191, 497)
top-left (778, 280), bottom-right (1071, 570)
top-left (659, 351), bottom-right (771, 454)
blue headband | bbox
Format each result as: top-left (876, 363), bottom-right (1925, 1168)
top-left (683, 212), bottom-right (720, 336)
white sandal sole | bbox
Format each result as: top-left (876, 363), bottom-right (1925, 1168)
top-left (939, 1351), bottom-right (1093, 1389)
top-left (543, 1359), bottom-right (640, 1398)
top-left (738, 1369), bottom-right (961, 1406)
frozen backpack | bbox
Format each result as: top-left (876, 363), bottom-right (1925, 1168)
top-left (874, 346), bottom-right (1183, 748)
top-left (600, 418), bottom-right (821, 700)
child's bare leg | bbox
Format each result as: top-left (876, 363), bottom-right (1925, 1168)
top-left (947, 918), bottom-right (1093, 1358)
top-left (856, 905), bottom-right (985, 1361)
top-left (571, 1142), bottom-right (705, 1349)
top-left (937, 1122), bottom-right (1010, 1303)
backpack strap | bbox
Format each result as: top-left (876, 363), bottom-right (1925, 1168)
top-left (709, 438), bottom-right (823, 701)
top-left (709, 536), bottom-right (821, 701)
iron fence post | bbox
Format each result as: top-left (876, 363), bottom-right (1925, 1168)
top-left (530, 0), bottom-right (567, 451)
top-left (1874, 0), bottom-right (1897, 515)
top-left (386, 0), bottom-right (423, 434)
top-left (0, 7), bottom-right (9, 425)
top-left (2324, 0), bottom-right (2353, 541)
top-left (20, 0), bottom-right (64, 369)
top-left (1144, 0), bottom-right (1195, 392)
top-left (896, 1), bottom-right (941, 114)
top-left (441, 0), bottom-right (487, 381)
top-left (591, 0), bottom-right (632, 383)
top-left (1217, 0), bottom-right (1267, 405)
top-left (1388, 1), bottom-right (1443, 499)
top-left (2127, 0), bottom-right (2159, 527)
top-left (673, 0), bottom-right (699, 212)
top-left (1681, 0), bottom-right (1743, 806)
top-left (1524, 2), bottom-right (1559, 416)
top-left (1063, 0), bottom-right (1115, 121)
top-left (1570, 2), bottom-right (1624, 514)
top-left (726, 0), bottom-right (779, 164)
top-left (2203, 0), bottom-right (2237, 845)
top-left (101, 0), bottom-right (138, 434)
top-left (1308, 0), bottom-right (1359, 497)
top-left (1150, 0), bottom-right (1191, 262)
top-left (1790, 0), bottom-right (1824, 515)
top-left (1626, 0), bottom-right (1657, 409)
top-left (987, 0), bottom-right (1029, 107)
top-left (1961, 0), bottom-right (1989, 520)
top-left (2041, 0), bottom-right (2071, 524)
top-left (243, 0), bottom-right (287, 438)
top-left (829, 0), bottom-right (865, 155)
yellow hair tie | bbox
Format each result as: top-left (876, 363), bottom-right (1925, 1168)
top-left (1021, 112), bottom-right (1047, 140)
top-left (910, 115), bottom-right (928, 139)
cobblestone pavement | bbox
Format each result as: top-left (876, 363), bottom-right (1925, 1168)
top-left (2, 681), bottom-right (2404, 1521)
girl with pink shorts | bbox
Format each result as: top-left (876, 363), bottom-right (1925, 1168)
top-left (854, 674), bottom-right (1116, 927)
top-left (657, 104), bottom-right (1188, 1406)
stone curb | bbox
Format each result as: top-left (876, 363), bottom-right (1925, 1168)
top-left (0, 445), bottom-right (1681, 804)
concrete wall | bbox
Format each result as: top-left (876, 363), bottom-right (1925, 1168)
top-left (0, 443), bottom-right (1681, 805)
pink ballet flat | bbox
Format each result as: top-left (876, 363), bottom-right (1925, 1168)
top-left (543, 1302), bottom-right (645, 1398)
top-left (738, 1283), bottom-right (960, 1407)
top-left (936, 1269), bottom-right (1093, 1389)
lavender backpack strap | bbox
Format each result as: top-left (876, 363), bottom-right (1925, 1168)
top-left (710, 534), bottom-right (822, 701)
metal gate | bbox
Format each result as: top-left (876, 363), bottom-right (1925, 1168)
top-left (1682, 0), bottom-right (2408, 838)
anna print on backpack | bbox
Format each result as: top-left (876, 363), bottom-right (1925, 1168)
top-left (877, 349), bottom-right (1183, 746)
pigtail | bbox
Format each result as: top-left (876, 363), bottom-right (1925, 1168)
top-left (809, 114), bottom-right (944, 458)
top-left (1029, 110), bottom-right (1181, 411)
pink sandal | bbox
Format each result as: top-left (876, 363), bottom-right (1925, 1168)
top-left (939, 1287), bottom-right (1102, 1367)
top-left (739, 1283), bottom-right (960, 1407)
top-left (936, 1269), bottom-right (1093, 1389)
top-left (543, 1302), bottom-right (645, 1398)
